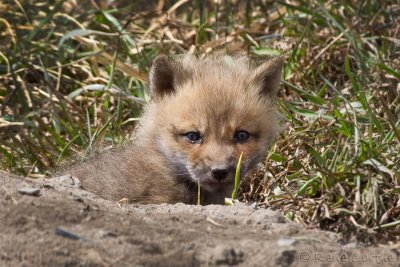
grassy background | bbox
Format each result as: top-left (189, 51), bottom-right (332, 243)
top-left (1, 0), bottom-right (399, 243)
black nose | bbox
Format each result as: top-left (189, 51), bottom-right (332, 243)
top-left (211, 168), bottom-right (228, 181)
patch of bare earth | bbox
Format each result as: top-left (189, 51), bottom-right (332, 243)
top-left (0, 171), bottom-right (398, 267)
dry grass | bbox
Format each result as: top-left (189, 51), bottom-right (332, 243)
top-left (1, 0), bottom-right (399, 244)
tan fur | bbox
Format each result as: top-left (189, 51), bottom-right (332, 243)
top-left (68, 53), bottom-right (283, 205)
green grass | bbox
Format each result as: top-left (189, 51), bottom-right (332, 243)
top-left (232, 151), bottom-right (243, 200)
top-left (225, 152), bottom-right (243, 205)
top-left (1, 0), bottom-right (399, 243)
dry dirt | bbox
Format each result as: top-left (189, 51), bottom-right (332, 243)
top-left (1, 171), bottom-right (399, 267)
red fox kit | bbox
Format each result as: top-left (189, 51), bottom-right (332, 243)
top-left (69, 53), bottom-right (283, 204)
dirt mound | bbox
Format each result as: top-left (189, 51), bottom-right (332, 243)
top-left (0, 171), bottom-right (398, 266)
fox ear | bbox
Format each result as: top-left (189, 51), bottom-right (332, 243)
top-left (149, 55), bottom-right (185, 100)
top-left (250, 57), bottom-right (283, 99)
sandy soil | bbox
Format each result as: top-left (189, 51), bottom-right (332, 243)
top-left (1, 171), bottom-right (398, 267)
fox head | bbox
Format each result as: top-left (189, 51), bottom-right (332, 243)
top-left (142, 53), bottom-right (283, 196)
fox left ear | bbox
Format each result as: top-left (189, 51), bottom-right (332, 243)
top-left (250, 57), bottom-right (283, 99)
top-left (149, 55), bottom-right (187, 101)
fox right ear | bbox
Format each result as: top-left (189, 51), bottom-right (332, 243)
top-left (250, 56), bottom-right (283, 100)
top-left (149, 55), bottom-right (184, 100)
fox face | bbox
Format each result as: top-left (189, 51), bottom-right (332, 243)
top-left (144, 53), bottom-right (283, 197)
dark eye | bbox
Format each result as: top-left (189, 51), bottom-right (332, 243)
top-left (235, 130), bottom-right (250, 142)
top-left (185, 132), bottom-right (201, 143)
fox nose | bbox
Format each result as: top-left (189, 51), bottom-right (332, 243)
top-left (211, 168), bottom-right (229, 181)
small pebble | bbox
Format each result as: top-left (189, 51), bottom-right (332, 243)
top-left (277, 238), bottom-right (296, 247)
top-left (18, 187), bottom-right (41, 196)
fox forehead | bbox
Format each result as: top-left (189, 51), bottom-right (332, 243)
top-left (158, 85), bottom-right (273, 138)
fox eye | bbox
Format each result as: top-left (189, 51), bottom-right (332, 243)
top-left (234, 130), bottom-right (250, 142)
top-left (185, 132), bottom-right (201, 143)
